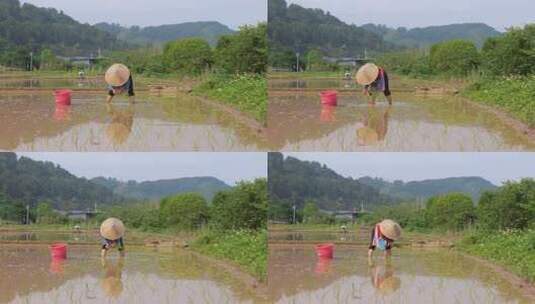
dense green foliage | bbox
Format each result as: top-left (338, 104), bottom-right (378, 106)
top-left (268, 0), bottom-right (393, 67)
top-left (210, 179), bottom-right (267, 231)
top-left (358, 176), bottom-right (496, 202)
top-left (0, 192), bottom-right (25, 223)
top-left (268, 153), bottom-right (391, 220)
top-left (194, 73), bottom-right (267, 122)
top-left (214, 23), bottom-right (267, 74)
top-left (0, 0), bottom-right (124, 68)
top-left (35, 202), bottom-right (66, 224)
top-left (94, 21), bottom-right (234, 46)
top-left (362, 23), bottom-right (501, 48)
top-left (459, 230), bottom-right (535, 282)
top-left (476, 179), bottom-right (535, 230)
top-left (163, 38), bottom-right (213, 75)
top-left (481, 24), bottom-right (535, 76)
top-left (91, 176), bottom-right (230, 201)
top-left (193, 229), bottom-right (267, 280)
top-left (160, 193), bottom-right (208, 230)
top-left (464, 76), bottom-right (535, 127)
top-left (0, 153), bottom-right (119, 213)
top-left (429, 40), bottom-right (480, 76)
top-left (425, 193), bottom-right (475, 231)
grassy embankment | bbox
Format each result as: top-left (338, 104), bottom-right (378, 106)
top-left (458, 229), bottom-right (535, 283)
top-left (193, 73), bottom-right (267, 124)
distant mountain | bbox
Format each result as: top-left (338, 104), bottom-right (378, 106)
top-left (268, 0), bottom-right (394, 57)
top-left (0, 153), bottom-right (120, 211)
top-left (361, 23), bottom-right (501, 48)
top-left (94, 21), bottom-right (234, 46)
top-left (91, 176), bottom-right (231, 201)
top-left (358, 176), bottom-right (498, 202)
top-left (268, 153), bottom-right (393, 211)
top-left (0, 0), bottom-right (125, 55)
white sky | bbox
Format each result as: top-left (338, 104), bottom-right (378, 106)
top-left (288, 0), bottom-right (534, 31)
top-left (20, 0), bottom-right (267, 29)
top-left (17, 153), bottom-right (267, 185)
top-left (284, 153), bottom-right (535, 185)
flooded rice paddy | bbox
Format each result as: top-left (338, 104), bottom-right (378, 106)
top-left (268, 244), bottom-right (533, 303)
top-left (0, 90), bottom-right (266, 151)
top-left (0, 242), bottom-right (264, 304)
top-left (268, 79), bottom-right (534, 151)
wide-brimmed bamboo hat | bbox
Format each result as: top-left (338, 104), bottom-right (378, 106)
top-left (100, 218), bottom-right (125, 240)
top-left (378, 219), bottom-right (402, 240)
top-left (356, 63), bottom-right (379, 85)
top-left (105, 64), bottom-right (130, 87)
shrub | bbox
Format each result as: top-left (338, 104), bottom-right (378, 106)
top-left (163, 38), bottom-right (213, 75)
top-left (429, 40), bottom-right (479, 76)
top-left (159, 193), bottom-right (208, 230)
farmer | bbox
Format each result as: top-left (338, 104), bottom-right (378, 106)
top-left (105, 63), bottom-right (135, 103)
top-left (356, 63), bottom-right (393, 105)
top-left (368, 219), bottom-right (402, 258)
top-left (100, 217), bottom-right (126, 258)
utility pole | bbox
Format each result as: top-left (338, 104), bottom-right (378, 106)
top-left (26, 205), bottom-right (30, 225)
top-left (292, 205), bottom-right (297, 224)
top-left (296, 52), bottom-right (300, 72)
top-left (29, 52), bottom-right (33, 71)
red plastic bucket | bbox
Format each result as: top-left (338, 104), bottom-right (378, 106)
top-left (54, 89), bottom-right (72, 105)
top-left (320, 90), bottom-right (338, 106)
top-left (50, 243), bottom-right (67, 259)
top-left (315, 243), bottom-right (334, 259)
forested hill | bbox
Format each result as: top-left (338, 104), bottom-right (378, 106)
top-left (268, 153), bottom-right (393, 211)
top-left (0, 0), bottom-right (125, 55)
top-left (94, 21), bottom-right (234, 46)
top-left (358, 176), bottom-right (498, 202)
top-left (361, 23), bottom-right (501, 48)
top-left (91, 176), bottom-right (231, 201)
top-left (0, 153), bottom-right (120, 211)
top-left (268, 0), bottom-right (393, 57)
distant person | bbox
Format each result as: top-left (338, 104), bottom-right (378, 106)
top-left (105, 63), bottom-right (135, 103)
top-left (100, 217), bottom-right (126, 258)
top-left (78, 70), bottom-right (85, 80)
top-left (368, 219), bottom-right (402, 258)
top-left (356, 63), bottom-right (393, 105)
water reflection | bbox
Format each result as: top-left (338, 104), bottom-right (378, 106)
top-left (368, 259), bottom-right (401, 295)
top-left (106, 103), bottom-right (135, 147)
top-left (356, 105), bottom-right (390, 146)
top-left (100, 257), bottom-right (124, 298)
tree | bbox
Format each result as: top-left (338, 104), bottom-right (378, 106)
top-left (425, 193), bottom-right (475, 231)
top-left (302, 200), bottom-right (319, 223)
top-left (159, 193), bottom-right (208, 230)
top-left (477, 179), bottom-right (535, 230)
top-left (163, 38), bottom-right (213, 75)
top-left (429, 40), bottom-right (479, 76)
top-left (214, 23), bottom-right (267, 74)
top-left (209, 179), bottom-right (267, 230)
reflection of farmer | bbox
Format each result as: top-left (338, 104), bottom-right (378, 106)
top-left (100, 217), bottom-right (126, 259)
top-left (369, 261), bottom-right (401, 295)
top-left (106, 103), bottom-right (134, 146)
top-left (368, 219), bottom-right (402, 258)
top-left (101, 256), bottom-right (125, 298)
top-left (356, 63), bottom-right (393, 105)
top-left (105, 63), bottom-right (135, 103)
top-left (356, 105), bottom-right (390, 146)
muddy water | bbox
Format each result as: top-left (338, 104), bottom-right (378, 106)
top-left (0, 244), bottom-right (263, 304)
top-left (0, 78), bottom-right (112, 90)
top-left (0, 91), bottom-right (265, 151)
top-left (269, 231), bottom-right (360, 243)
top-left (267, 91), bottom-right (534, 151)
top-left (269, 79), bottom-right (358, 90)
top-left (268, 245), bottom-right (532, 303)
top-left (0, 231), bottom-right (145, 244)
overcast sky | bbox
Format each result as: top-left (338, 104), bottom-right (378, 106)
top-left (284, 153), bottom-right (535, 185)
top-left (20, 0), bottom-right (266, 29)
top-left (17, 153), bottom-right (266, 185)
top-left (288, 0), bottom-right (534, 31)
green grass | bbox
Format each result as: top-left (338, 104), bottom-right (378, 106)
top-left (463, 75), bottom-right (535, 127)
top-left (192, 229), bottom-right (267, 281)
top-left (457, 229), bottom-right (535, 282)
top-left (194, 73), bottom-right (267, 124)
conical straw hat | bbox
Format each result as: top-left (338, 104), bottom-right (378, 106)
top-left (356, 63), bottom-right (379, 85)
top-left (100, 218), bottom-right (125, 240)
top-left (105, 64), bottom-right (130, 87)
top-left (378, 219), bottom-right (402, 240)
